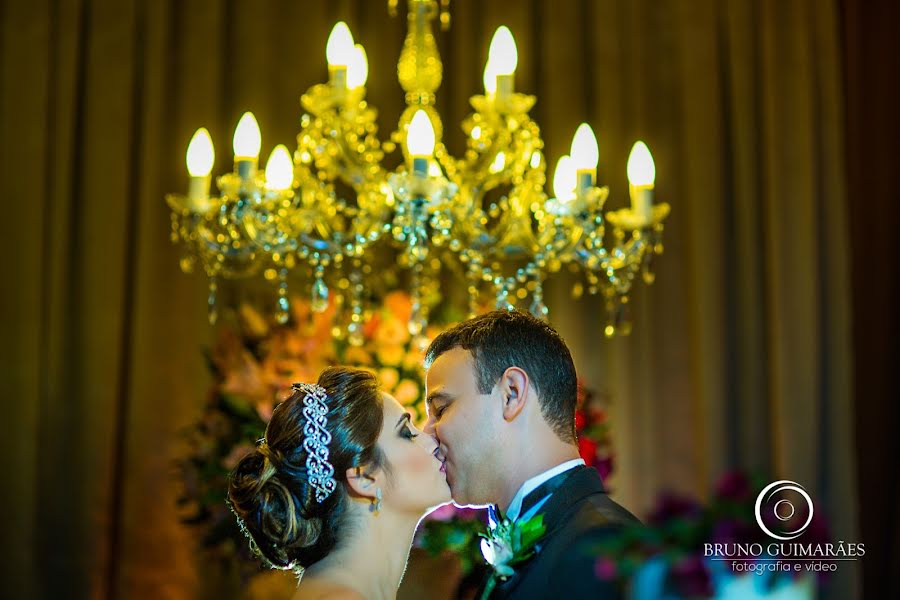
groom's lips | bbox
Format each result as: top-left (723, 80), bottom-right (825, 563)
top-left (433, 447), bottom-right (447, 474)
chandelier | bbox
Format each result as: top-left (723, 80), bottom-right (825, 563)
top-left (166, 0), bottom-right (670, 344)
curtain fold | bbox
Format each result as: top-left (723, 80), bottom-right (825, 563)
top-left (0, 0), bottom-right (860, 598)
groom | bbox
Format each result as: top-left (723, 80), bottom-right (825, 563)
top-left (423, 309), bottom-right (640, 599)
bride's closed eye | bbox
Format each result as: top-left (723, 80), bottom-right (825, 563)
top-left (400, 425), bottom-right (419, 440)
top-left (396, 412), bottom-right (419, 440)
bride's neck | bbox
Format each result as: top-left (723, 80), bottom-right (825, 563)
top-left (304, 508), bottom-right (421, 600)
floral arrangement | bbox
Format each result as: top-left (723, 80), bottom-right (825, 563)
top-left (175, 293), bottom-right (617, 590)
top-left (592, 470), bottom-right (830, 598)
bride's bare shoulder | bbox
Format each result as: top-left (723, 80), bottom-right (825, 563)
top-left (292, 577), bottom-right (365, 600)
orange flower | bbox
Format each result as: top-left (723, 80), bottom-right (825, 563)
top-left (375, 317), bottom-right (410, 347)
top-left (383, 291), bottom-right (413, 322)
top-left (363, 312), bottom-right (382, 339)
top-left (403, 350), bottom-right (425, 372)
top-left (221, 349), bottom-right (268, 405)
top-left (239, 304), bottom-right (269, 338)
top-left (378, 368), bottom-right (400, 392)
top-left (376, 345), bottom-right (405, 367)
top-left (343, 346), bottom-right (373, 366)
top-left (394, 379), bottom-right (421, 406)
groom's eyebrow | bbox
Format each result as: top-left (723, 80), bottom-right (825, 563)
top-left (425, 391), bottom-right (453, 410)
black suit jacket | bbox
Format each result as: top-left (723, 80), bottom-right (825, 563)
top-left (481, 465), bottom-right (641, 600)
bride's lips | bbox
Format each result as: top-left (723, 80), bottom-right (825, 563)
top-left (433, 447), bottom-right (447, 474)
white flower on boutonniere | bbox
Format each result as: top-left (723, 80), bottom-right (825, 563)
top-left (478, 514), bottom-right (546, 599)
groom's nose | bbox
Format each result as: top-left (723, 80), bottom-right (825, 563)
top-left (422, 415), bottom-right (436, 435)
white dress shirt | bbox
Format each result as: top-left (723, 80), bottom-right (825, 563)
top-left (505, 458), bottom-right (585, 522)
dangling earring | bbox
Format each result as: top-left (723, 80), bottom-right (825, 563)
top-left (370, 487), bottom-right (382, 515)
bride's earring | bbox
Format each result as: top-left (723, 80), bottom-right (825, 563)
top-left (370, 487), bottom-right (382, 515)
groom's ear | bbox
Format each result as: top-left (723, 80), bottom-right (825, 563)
top-left (345, 466), bottom-right (378, 500)
top-left (499, 366), bottom-right (528, 422)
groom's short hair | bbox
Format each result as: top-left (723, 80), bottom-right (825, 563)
top-left (425, 309), bottom-right (578, 442)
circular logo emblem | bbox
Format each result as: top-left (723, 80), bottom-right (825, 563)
top-left (754, 480), bottom-right (814, 540)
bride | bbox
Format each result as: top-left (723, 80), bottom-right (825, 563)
top-left (228, 366), bottom-right (451, 599)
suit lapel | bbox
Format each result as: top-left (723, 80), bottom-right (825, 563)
top-left (490, 467), bottom-right (607, 598)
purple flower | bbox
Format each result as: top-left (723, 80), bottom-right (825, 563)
top-left (427, 503), bottom-right (459, 521)
top-left (594, 455), bottom-right (614, 482)
top-left (594, 557), bottom-right (618, 580)
top-left (669, 555), bottom-right (713, 597)
top-left (648, 493), bottom-right (702, 525)
top-left (714, 470), bottom-right (751, 502)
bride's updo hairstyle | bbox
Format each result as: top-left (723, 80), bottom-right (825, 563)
top-left (227, 366), bottom-right (386, 571)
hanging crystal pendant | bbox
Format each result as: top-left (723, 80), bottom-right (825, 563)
top-left (409, 297), bottom-right (426, 336)
top-left (275, 268), bottom-right (290, 324)
top-left (311, 276), bottom-right (329, 313)
top-left (311, 261), bottom-right (329, 314)
top-left (529, 279), bottom-right (548, 319)
top-left (347, 261), bottom-right (365, 345)
top-left (207, 276), bottom-right (218, 325)
top-left (347, 321), bottom-right (364, 346)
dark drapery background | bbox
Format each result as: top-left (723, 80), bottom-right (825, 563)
top-left (843, 0), bottom-right (900, 597)
top-left (1, 0), bottom-right (895, 598)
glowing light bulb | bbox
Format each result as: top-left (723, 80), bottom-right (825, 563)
top-left (326, 22), bottom-right (355, 67)
top-left (407, 110), bottom-right (435, 157)
top-left (489, 152), bottom-right (506, 174)
top-left (265, 145), bottom-right (293, 191)
top-left (186, 128), bottom-right (214, 177)
top-left (232, 112), bottom-right (261, 159)
top-left (627, 141), bottom-right (655, 187)
top-left (530, 151), bottom-right (542, 169)
top-left (552, 155), bottom-right (577, 203)
top-left (627, 141), bottom-right (655, 221)
top-left (488, 26), bottom-right (518, 75)
top-left (347, 44), bottom-right (368, 88)
top-left (483, 60), bottom-right (497, 96)
top-left (570, 123), bottom-right (599, 172)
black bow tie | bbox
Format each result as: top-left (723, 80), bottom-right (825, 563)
top-left (489, 465), bottom-right (585, 526)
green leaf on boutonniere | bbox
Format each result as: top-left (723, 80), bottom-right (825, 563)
top-left (478, 513), bottom-right (547, 599)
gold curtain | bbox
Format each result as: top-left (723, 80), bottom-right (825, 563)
top-left (0, 0), bottom-right (858, 598)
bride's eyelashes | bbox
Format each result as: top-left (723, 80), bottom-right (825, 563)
top-left (396, 412), bottom-right (419, 440)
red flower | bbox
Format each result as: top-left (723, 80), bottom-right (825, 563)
top-left (574, 410), bottom-right (586, 430)
top-left (578, 436), bottom-right (598, 463)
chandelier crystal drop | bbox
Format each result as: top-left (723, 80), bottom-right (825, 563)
top-left (166, 0), bottom-right (670, 339)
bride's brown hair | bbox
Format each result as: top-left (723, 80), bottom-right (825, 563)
top-left (227, 366), bottom-right (386, 571)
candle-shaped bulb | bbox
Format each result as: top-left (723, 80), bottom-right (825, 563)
top-left (489, 26), bottom-right (518, 75)
top-left (326, 22), bottom-right (355, 67)
top-left (571, 123), bottom-right (599, 172)
top-left (232, 112), bottom-right (261, 159)
top-left (265, 145), bottom-right (293, 191)
top-left (186, 128), bottom-right (214, 177)
top-left (347, 44), bottom-right (368, 88)
top-left (489, 151), bottom-right (506, 174)
top-left (552, 155), bottom-right (577, 203)
top-left (407, 110), bottom-right (436, 157)
top-left (627, 141), bottom-right (655, 187)
top-left (483, 60), bottom-right (497, 96)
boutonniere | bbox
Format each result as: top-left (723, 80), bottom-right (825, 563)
top-left (479, 513), bottom-right (546, 600)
